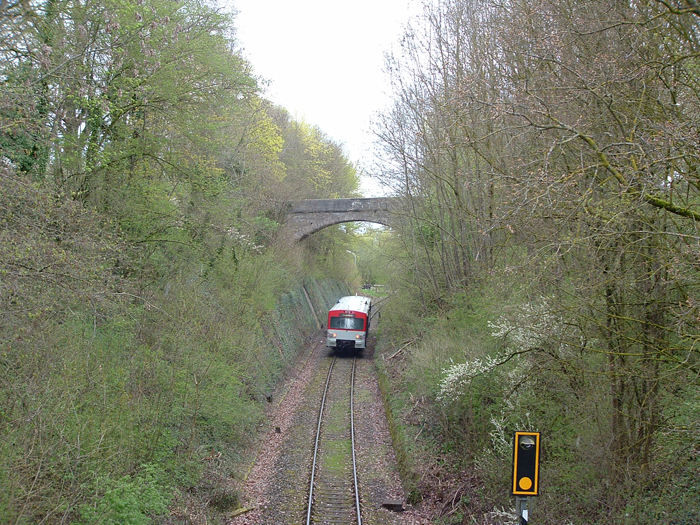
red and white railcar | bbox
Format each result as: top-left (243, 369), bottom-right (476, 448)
top-left (326, 295), bottom-right (371, 350)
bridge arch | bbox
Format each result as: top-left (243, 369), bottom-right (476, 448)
top-left (280, 197), bottom-right (396, 243)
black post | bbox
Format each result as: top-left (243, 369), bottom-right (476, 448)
top-left (516, 496), bottom-right (529, 525)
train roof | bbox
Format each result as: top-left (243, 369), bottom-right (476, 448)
top-left (329, 295), bottom-right (371, 315)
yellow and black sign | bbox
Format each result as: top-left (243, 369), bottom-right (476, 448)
top-left (512, 431), bottom-right (540, 496)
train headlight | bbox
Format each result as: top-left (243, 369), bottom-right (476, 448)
top-left (356, 334), bottom-right (364, 339)
top-left (328, 332), bottom-right (337, 338)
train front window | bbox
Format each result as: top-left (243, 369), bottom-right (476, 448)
top-left (329, 316), bottom-right (364, 330)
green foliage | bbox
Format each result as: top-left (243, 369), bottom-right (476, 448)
top-left (377, 277), bottom-right (696, 522)
top-left (75, 465), bottom-right (171, 525)
top-left (375, 358), bottom-right (421, 503)
top-left (0, 309), bottom-right (177, 523)
top-left (0, 0), bottom-right (365, 523)
top-left (271, 108), bottom-right (360, 201)
top-left (0, 56), bottom-right (358, 525)
top-left (371, 0), bottom-right (700, 521)
top-left (0, 184), bottom-right (339, 523)
top-left (0, 171), bottom-right (126, 336)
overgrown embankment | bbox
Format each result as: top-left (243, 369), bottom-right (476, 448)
top-left (370, 0), bottom-right (700, 523)
top-left (373, 285), bottom-right (700, 525)
top-left (1, 0), bottom-right (364, 521)
top-left (0, 170), bottom-right (351, 525)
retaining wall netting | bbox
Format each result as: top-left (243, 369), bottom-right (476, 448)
top-left (269, 279), bottom-right (349, 360)
top-left (304, 278), bottom-right (349, 323)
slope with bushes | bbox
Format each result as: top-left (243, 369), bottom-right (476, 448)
top-left (0, 1), bottom-right (361, 523)
top-left (371, 0), bottom-right (700, 523)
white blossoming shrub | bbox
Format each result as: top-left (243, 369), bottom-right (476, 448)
top-left (437, 356), bottom-right (503, 403)
top-left (226, 226), bottom-right (264, 254)
top-left (437, 299), bottom-right (563, 405)
top-left (487, 411), bottom-right (534, 458)
top-left (487, 297), bottom-right (563, 353)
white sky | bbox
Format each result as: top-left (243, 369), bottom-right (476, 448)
top-left (229, 0), bottom-right (420, 196)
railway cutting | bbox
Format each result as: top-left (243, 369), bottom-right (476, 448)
top-left (230, 301), bottom-right (427, 525)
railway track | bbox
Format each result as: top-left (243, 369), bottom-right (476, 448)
top-left (306, 356), bottom-right (362, 525)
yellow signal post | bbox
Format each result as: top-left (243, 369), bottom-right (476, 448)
top-left (512, 431), bottom-right (540, 525)
top-left (512, 431), bottom-right (540, 496)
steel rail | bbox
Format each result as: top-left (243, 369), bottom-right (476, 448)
top-left (306, 356), bottom-right (336, 525)
top-left (350, 357), bottom-right (362, 525)
top-left (305, 356), bottom-right (362, 525)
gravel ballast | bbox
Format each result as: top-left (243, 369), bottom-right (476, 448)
top-left (228, 330), bottom-right (432, 525)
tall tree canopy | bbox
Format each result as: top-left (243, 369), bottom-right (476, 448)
top-left (0, 2), bottom-right (360, 523)
top-left (375, 0), bottom-right (700, 520)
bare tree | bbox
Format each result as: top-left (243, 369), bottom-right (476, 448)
top-left (375, 0), bottom-right (700, 492)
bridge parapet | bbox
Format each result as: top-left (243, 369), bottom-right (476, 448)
top-left (281, 197), bottom-right (398, 243)
top-left (290, 197), bottom-right (394, 213)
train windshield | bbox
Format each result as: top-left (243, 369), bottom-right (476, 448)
top-left (329, 316), bottom-right (364, 330)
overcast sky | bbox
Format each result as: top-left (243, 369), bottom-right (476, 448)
top-left (229, 0), bottom-right (420, 196)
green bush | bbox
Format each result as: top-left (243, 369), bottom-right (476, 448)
top-left (0, 168), bottom-right (353, 522)
top-left (76, 464), bottom-right (171, 525)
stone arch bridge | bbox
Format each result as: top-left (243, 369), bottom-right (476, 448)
top-left (281, 197), bottom-right (397, 243)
